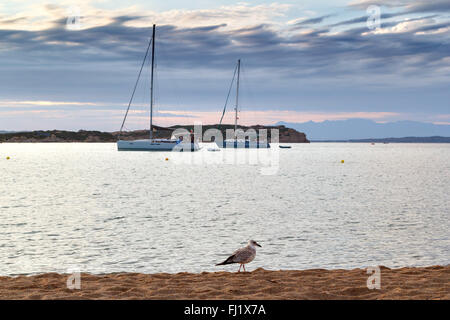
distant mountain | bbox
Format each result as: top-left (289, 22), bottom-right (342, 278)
top-left (277, 119), bottom-right (450, 140)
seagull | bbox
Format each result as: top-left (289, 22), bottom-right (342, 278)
top-left (216, 240), bottom-right (262, 272)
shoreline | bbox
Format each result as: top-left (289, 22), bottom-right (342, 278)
top-left (0, 126), bottom-right (310, 143)
top-left (0, 266), bottom-right (448, 300)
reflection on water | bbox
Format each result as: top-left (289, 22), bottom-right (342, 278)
top-left (0, 143), bottom-right (449, 275)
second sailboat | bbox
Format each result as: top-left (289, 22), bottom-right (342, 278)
top-left (216, 59), bottom-right (270, 149)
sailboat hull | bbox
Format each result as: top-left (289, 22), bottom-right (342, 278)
top-left (117, 139), bottom-right (200, 151)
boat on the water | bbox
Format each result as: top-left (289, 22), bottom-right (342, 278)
top-left (215, 59), bottom-right (270, 149)
top-left (279, 145), bottom-right (291, 149)
top-left (117, 25), bottom-right (199, 152)
top-left (117, 139), bottom-right (196, 151)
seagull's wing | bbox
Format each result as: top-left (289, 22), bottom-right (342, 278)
top-left (232, 247), bottom-right (254, 263)
top-left (216, 246), bottom-right (251, 265)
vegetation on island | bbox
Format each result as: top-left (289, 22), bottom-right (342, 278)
top-left (0, 125), bottom-right (310, 143)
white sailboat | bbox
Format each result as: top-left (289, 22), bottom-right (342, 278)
top-left (117, 24), bottom-right (199, 152)
top-left (216, 59), bottom-right (270, 149)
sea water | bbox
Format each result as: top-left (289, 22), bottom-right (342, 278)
top-left (0, 143), bottom-right (449, 275)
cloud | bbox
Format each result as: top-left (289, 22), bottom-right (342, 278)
top-left (0, 2), bottom-right (292, 31)
top-left (330, 12), bottom-right (410, 27)
top-left (0, 2), bottom-right (449, 131)
top-left (0, 107), bottom-right (402, 130)
top-left (1, 12), bottom-right (448, 79)
top-left (294, 14), bottom-right (334, 27)
top-left (155, 110), bottom-right (402, 126)
top-left (349, 0), bottom-right (450, 14)
top-left (0, 100), bottom-right (101, 107)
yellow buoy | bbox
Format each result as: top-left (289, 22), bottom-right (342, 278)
top-left (341, 160), bottom-right (344, 163)
top-left (6, 156), bottom-right (10, 160)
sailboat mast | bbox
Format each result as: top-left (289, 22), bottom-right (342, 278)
top-left (149, 24), bottom-right (156, 140)
top-left (234, 59), bottom-right (240, 138)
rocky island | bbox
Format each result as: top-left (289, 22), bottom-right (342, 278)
top-left (0, 125), bottom-right (309, 143)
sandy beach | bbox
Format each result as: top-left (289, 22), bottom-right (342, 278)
top-left (0, 266), bottom-right (448, 300)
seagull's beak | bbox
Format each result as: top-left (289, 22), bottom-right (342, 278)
top-left (255, 242), bottom-right (262, 247)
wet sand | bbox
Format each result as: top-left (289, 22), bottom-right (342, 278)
top-left (0, 266), bottom-right (448, 300)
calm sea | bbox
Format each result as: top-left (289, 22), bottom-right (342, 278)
top-left (0, 143), bottom-right (449, 275)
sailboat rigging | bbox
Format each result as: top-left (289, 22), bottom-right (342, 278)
top-left (117, 24), bottom-right (200, 151)
top-left (216, 59), bottom-right (270, 149)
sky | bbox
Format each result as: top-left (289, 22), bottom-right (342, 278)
top-left (0, 0), bottom-right (449, 131)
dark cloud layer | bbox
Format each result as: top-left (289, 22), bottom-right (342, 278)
top-left (295, 14), bottom-right (334, 26)
top-left (330, 12), bottom-right (408, 27)
top-left (0, 2), bottom-right (449, 127)
top-left (350, 0), bottom-right (450, 13)
top-left (1, 12), bottom-right (448, 78)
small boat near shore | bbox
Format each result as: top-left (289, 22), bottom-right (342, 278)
top-left (279, 145), bottom-right (292, 149)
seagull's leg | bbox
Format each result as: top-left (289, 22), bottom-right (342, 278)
top-left (238, 264), bottom-right (242, 272)
top-left (243, 264), bottom-right (246, 272)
